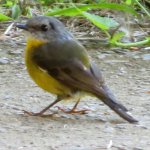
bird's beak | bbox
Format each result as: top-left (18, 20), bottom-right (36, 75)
top-left (16, 23), bottom-right (28, 30)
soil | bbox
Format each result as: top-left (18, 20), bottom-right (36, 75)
top-left (0, 35), bottom-right (150, 150)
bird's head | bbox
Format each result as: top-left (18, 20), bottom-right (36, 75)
top-left (16, 16), bottom-right (73, 44)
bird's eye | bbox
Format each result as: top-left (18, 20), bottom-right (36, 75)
top-left (41, 24), bottom-right (48, 31)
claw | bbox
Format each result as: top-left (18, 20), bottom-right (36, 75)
top-left (56, 106), bottom-right (89, 114)
top-left (23, 110), bottom-right (57, 117)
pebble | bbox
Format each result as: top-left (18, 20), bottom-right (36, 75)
top-left (132, 55), bottom-right (140, 59)
top-left (142, 54), bottom-right (150, 60)
top-left (133, 147), bottom-right (143, 150)
top-left (8, 49), bottom-right (22, 55)
top-left (117, 67), bottom-right (127, 76)
top-left (4, 95), bottom-right (11, 100)
top-left (111, 48), bottom-right (129, 55)
top-left (115, 124), bottom-right (126, 130)
top-left (0, 127), bottom-right (7, 133)
top-left (97, 54), bottom-right (107, 59)
top-left (0, 57), bottom-right (9, 65)
top-left (143, 47), bottom-right (150, 51)
top-left (101, 50), bottom-right (115, 54)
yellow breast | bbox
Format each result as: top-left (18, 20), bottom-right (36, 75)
top-left (25, 38), bottom-right (71, 95)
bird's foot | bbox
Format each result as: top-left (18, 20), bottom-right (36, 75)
top-left (56, 106), bottom-right (89, 114)
top-left (23, 110), bottom-right (57, 117)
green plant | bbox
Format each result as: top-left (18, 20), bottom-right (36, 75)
top-left (45, 2), bottom-right (149, 47)
top-left (0, 0), bottom-right (149, 47)
top-left (0, 13), bottom-right (12, 21)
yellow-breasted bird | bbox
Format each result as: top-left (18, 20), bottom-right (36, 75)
top-left (16, 16), bottom-right (138, 123)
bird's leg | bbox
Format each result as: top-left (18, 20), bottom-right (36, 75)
top-left (57, 99), bottom-right (89, 114)
top-left (23, 96), bottom-right (62, 116)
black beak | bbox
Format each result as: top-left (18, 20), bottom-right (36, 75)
top-left (16, 23), bottom-right (28, 30)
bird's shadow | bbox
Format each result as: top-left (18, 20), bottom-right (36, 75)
top-left (17, 109), bottom-right (127, 126)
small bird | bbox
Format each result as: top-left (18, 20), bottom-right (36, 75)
top-left (16, 16), bottom-right (138, 123)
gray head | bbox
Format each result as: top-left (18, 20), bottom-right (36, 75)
top-left (16, 16), bottom-right (73, 42)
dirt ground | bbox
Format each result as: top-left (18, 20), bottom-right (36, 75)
top-left (0, 36), bottom-right (150, 150)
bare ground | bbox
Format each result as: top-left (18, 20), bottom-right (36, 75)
top-left (0, 39), bottom-right (150, 150)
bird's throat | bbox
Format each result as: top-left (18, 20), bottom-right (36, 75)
top-left (26, 37), bottom-right (46, 51)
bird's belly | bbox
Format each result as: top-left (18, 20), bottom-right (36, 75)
top-left (25, 56), bottom-right (71, 95)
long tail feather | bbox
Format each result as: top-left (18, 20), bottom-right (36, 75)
top-left (93, 85), bottom-right (138, 123)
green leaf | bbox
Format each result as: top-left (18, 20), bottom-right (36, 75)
top-left (45, 3), bottom-right (137, 16)
top-left (125, 0), bottom-right (132, 5)
top-left (0, 13), bottom-right (12, 21)
top-left (26, 7), bottom-right (33, 18)
top-left (82, 12), bottom-right (119, 30)
top-left (110, 32), bottom-right (125, 44)
top-left (12, 4), bottom-right (21, 19)
top-left (46, 7), bottom-right (83, 16)
top-left (2, 1), bottom-right (13, 7)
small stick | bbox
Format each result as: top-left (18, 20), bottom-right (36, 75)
top-left (4, 22), bottom-right (14, 35)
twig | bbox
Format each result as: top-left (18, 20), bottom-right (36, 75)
top-left (4, 22), bottom-right (14, 35)
top-left (134, 0), bottom-right (150, 17)
top-left (77, 37), bottom-right (102, 40)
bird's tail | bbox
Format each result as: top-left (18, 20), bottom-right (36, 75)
top-left (93, 85), bottom-right (138, 123)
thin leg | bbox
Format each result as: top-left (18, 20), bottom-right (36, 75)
top-left (23, 96), bottom-right (62, 116)
top-left (57, 99), bottom-right (89, 114)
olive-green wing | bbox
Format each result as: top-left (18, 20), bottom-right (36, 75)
top-left (32, 40), bottom-right (138, 123)
top-left (32, 39), bottom-right (105, 91)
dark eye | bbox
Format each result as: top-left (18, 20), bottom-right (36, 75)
top-left (41, 24), bottom-right (48, 31)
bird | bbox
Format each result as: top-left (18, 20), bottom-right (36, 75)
top-left (16, 16), bottom-right (138, 123)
